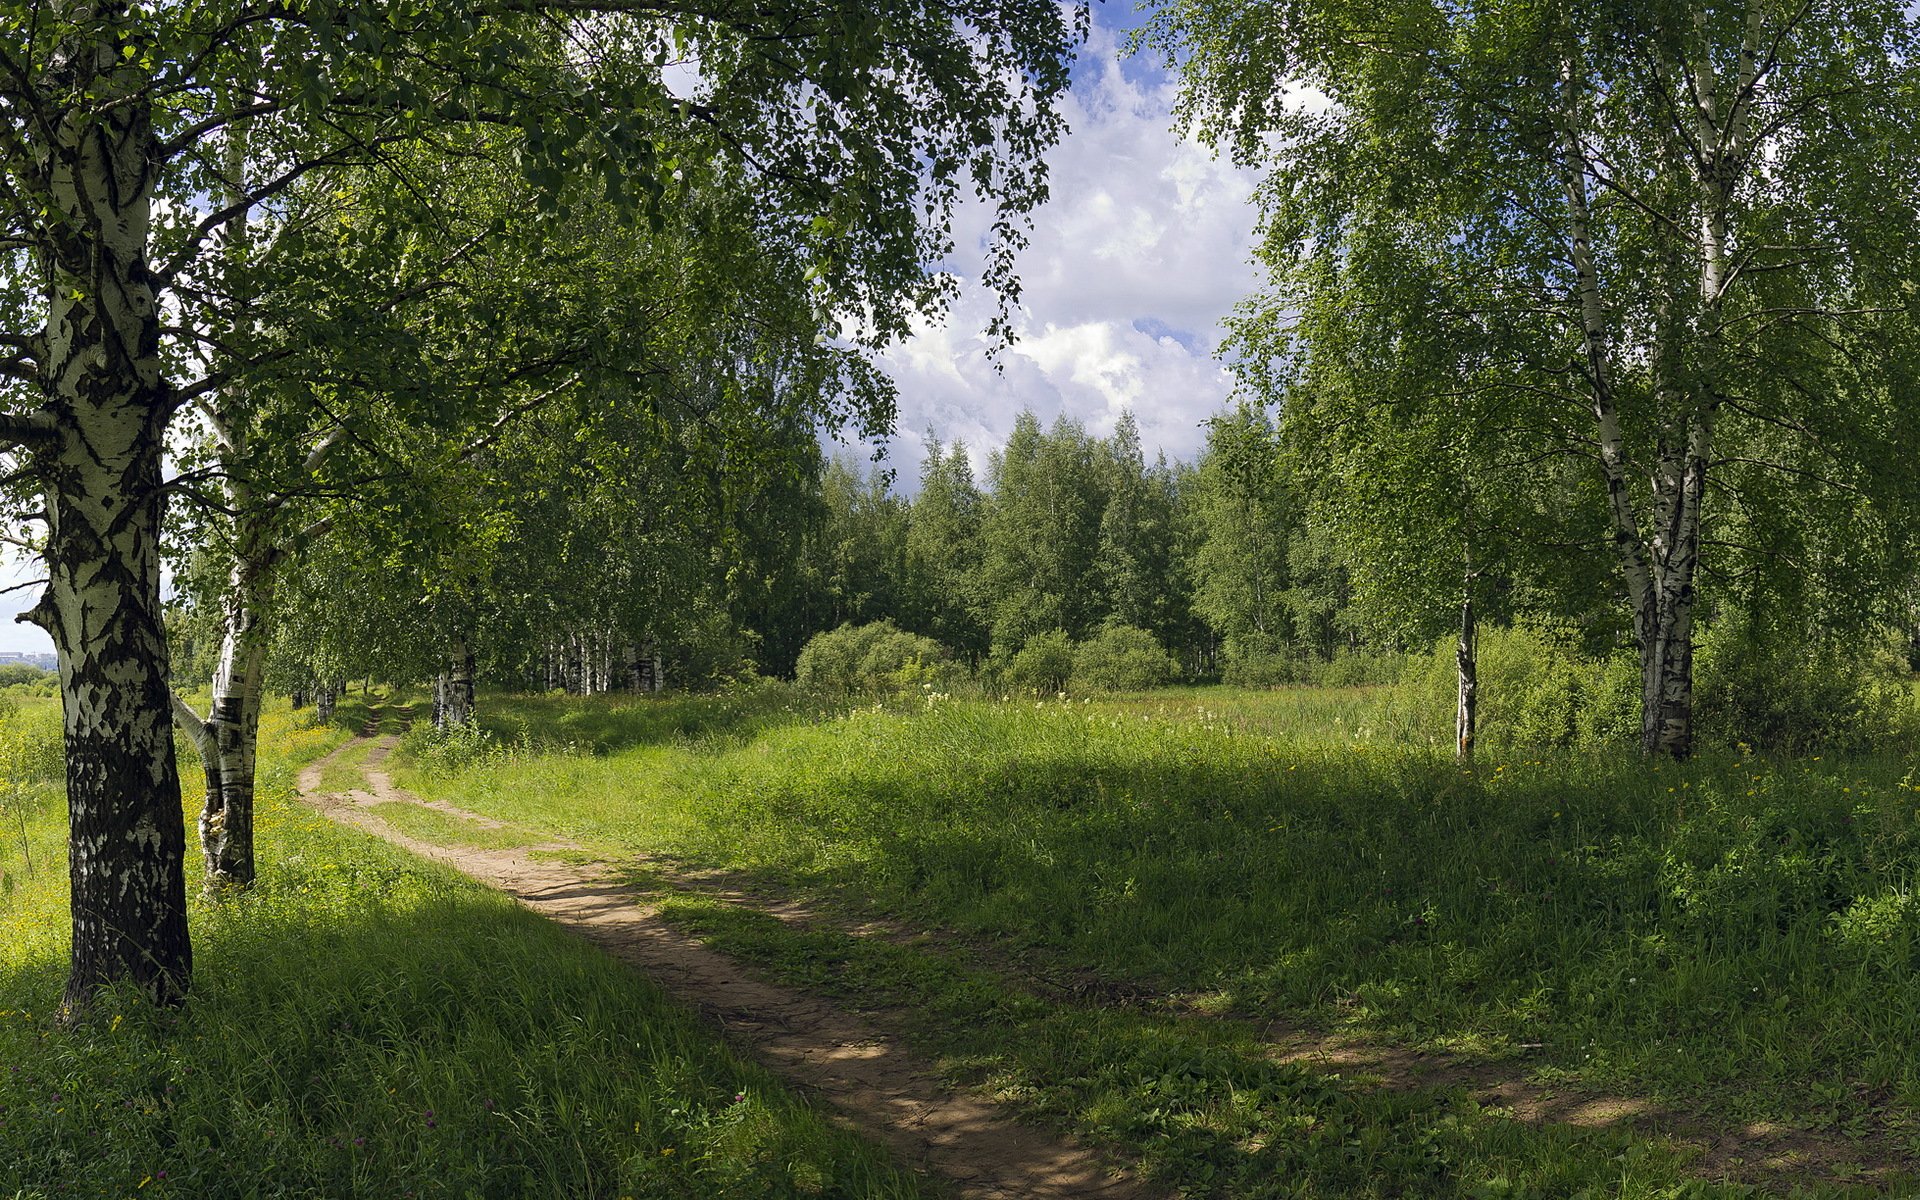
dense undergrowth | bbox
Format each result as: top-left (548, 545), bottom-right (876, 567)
top-left (0, 698), bottom-right (927, 1199)
top-left (390, 685), bottom-right (1920, 1195)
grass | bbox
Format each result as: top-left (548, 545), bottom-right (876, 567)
top-left (388, 685), bottom-right (1920, 1196)
top-left (365, 801), bottom-right (543, 851)
top-left (0, 698), bottom-right (932, 1199)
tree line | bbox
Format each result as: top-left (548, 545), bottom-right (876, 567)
top-left (1, 0), bottom-right (1082, 1016)
top-left (10, 0), bottom-right (1920, 1034)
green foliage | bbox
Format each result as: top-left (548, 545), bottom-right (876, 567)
top-left (979, 414), bottom-right (1111, 648)
top-left (1000, 629), bottom-right (1075, 694)
top-left (401, 689), bottom-right (1920, 1190)
top-left (400, 718), bottom-right (502, 779)
top-left (1224, 635), bottom-right (1406, 689)
top-left (0, 664), bottom-right (48, 691)
top-left (0, 701), bottom-right (926, 1200)
top-left (902, 438), bottom-right (989, 658)
top-left (1071, 624), bottom-right (1180, 693)
top-left (1397, 627), bottom-right (1639, 754)
top-left (795, 622), bottom-right (953, 695)
top-left (1693, 623), bottom-right (1919, 755)
top-left (1149, 0), bottom-right (1920, 757)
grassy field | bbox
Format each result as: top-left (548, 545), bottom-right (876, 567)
top-left (0, 698), bottom-right (931, 1200)
top-left (385, 684), bottom-right (1920, 1197)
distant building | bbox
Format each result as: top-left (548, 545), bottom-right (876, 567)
top-left (0, 651), bottom-right (56, 671)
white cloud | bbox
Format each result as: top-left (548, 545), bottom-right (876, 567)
top-left (847, 19), bottom-right (1264, 486)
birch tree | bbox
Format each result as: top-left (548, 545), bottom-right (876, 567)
top-left (1149, 0), bottom-right (1920, 757)
top-left (1, 0), bottom-right (1082, 1012)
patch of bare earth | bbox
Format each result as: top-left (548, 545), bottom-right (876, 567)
top-left (299, 735), bottom-right (1156, 1200)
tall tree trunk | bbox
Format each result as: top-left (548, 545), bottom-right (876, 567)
top-left (316, 682), bottom-right (336, 724)
top-left (30, 22), bottom-right (191, 1011)
top-left (444, 638), bottom-right (475, 726)
top-left (1455, 586), bottom-right (1477, 764)
top-left (182, 548), bottom-right (272, 888)
top-left (1560, 50), bottom-right (1723, 760)
top-left (564, 633), bottom-right (583, 695)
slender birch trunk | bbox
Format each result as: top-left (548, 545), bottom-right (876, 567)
top-left (1455, 586), bottom-right (1477, 764)
top-left (316, 682), bottom-right (336, 723)
top-left (27, 18), bottom-right (191, 1011)
top-left (444, 638), bottom-right (475, 725)
top-left (192, 548), bottom-right (272, 887)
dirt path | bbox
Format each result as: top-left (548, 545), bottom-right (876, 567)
top-left (300, 735), bottom-right (1158, 1200)
top-left (302, 732), bottom-right (1920, 1196)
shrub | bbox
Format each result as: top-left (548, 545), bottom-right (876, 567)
top-left (1072, 624), bottom-right (1180, 693)
top-left (1314, 649), bottom-right (1409, 688)
top-left (1222, 633), bottom-right (1406, 689)
top-left (400, 717), bottom-right (500, 777)
top-left (1393, 624), bottom-right (1638, 753)
top-left (1003, 630), bottom-right (1076, 694)
top-left (795, 622), bottom-right (954, 694)
top-left (1693, 623), bottom-right (1917, 754)
top-left (1221, 633), bottom-right (1300, 687)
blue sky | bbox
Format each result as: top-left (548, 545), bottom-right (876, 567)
top-left (841, 2), bottom-right (1263, 487)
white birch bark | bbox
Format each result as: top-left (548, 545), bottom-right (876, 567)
top-left (1455, 586), bottom-right (1476, 765)
top-left (1557, 22), bottom-right (1755, 758)
top-left (28, 16), bottom-right (192, 1010)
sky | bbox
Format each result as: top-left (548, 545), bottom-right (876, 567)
top-left (0, 5), bottom-right (1269, 655)
top-left (838, 7), bottom-right (1265, 488)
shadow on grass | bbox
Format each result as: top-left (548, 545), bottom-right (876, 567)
top-left (646, 889), bottom-right (1903, 1199)
top-left (0, 852), bottom-right (928, 1200)
top-left (610, 719), bottom-right (1920, 1152)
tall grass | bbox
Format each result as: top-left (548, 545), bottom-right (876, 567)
top-left (399, 689), bottom-right (1920, 1131)
top-left (0, 699), bottom-right (928, 1199)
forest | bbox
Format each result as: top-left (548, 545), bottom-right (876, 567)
top-left (7, 2), bottom-right (1920, 1198)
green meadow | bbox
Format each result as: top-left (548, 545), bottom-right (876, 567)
top-left (0, 698), bottom-right (928, 1200)
top-left (372, 683), bottom-right (1920, 1197)
top-left (9, 682), bottom-right (1920, 1197)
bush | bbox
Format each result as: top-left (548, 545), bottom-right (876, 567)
top-left (1002, 630), bottom-right (1075, 694)
top-left (1072, 624), bottom-right (1180, 693)
top-left (1393, 624), bottom-right (1638, 753)
top-left (1693, 623), bottom-right (1917, 754)
top-left (1223, 635), bottom-right (1406, 689)
top-left (795, 622), bottom-right (954, 694)
top-left (1220, 633), bottom-right (1300, 688)
top-left (399, 717), bottom-right (500, 777)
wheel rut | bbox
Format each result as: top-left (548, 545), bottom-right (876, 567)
top-left (299, 733), bottom-right (1159, 1200)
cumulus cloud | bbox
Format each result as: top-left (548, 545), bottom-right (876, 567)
top-left (840, 19), bottom-right (1265, 488)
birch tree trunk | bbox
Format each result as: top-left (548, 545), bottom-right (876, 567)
top-left (564, 633), bottom-right (583, 695)
top-left (1559, 36), bottom-right (1743, 760)
top-left (188, 546), bottom-right (273, 887)
top-left (444, 639), bottom-right (475, 726)
top-left (1455, 587), bottom-right (1476, 764)
top-left (621, 638), bottom-right (643, 692)
top-left (316, 682), bottom-right (336, 723)
top-left (29, 20), bottom-right (192, 1011)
